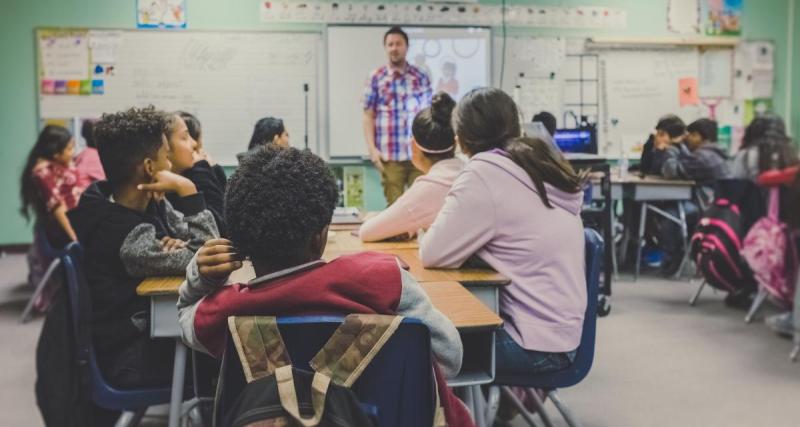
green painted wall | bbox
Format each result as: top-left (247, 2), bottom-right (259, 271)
top-left (793, 0), bottom-right (800, 139)
top-left (0, 0), bottom-right (793, 244)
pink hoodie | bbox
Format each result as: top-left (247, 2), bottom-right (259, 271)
top-left (359, 158), bottom-right (464, 242)
top-left (420, 151), bottom-right (586, 352)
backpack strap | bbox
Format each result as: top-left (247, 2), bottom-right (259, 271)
top-left (310, 314), bottom-right (403, 387)
top-left (274, 365), bottom-right (330, 427)
top-left (768, 187), bottom-right (780, 220)
top-left (228, 316), bottom-right (292, 383)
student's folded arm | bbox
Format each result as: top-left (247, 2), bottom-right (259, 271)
top-left (176, 253), bottom-right (228, 354)
top-left (119, 223), bottom-right (196, 277)
top-left (163, 195), bottom-right (220, 251)
top-left (419, 170), bottom-right (495, 268)
top-left (359, 189), bottom-right (422, 242)
top-left (660, 146), bottom-right (686, 179)
top-left (395, 266), bottom-right (463, 378)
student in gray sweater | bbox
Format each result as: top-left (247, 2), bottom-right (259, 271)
top-left (69, 106), bottom-right (219, 390)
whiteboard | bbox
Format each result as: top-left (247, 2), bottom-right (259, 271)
top-left (600, 48), bottom-right (702, 158)
top-left (327, 26), bottom-right (491, 158)
top-left (38, 30), bottom-right (322, 165)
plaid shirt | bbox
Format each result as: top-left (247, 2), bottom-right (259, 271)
top-left (363, 63), bottom-right (432, 161)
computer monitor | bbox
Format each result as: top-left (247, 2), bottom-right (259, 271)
top-left (553, 127), bottom-right (598, 154)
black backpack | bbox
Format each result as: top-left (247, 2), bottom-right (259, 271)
top-left (690, 197), bottom-right (757, 292)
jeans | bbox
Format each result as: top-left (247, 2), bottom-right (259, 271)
top-left (495, 329), bottom-right (576, 375)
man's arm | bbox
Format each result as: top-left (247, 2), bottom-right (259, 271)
top-left (362, 109), bottom-right (383, 172)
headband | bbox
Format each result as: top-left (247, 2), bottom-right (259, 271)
top-left (413, 138), bottom-right (455, 154)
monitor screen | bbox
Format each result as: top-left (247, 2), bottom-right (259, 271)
top-left (553, 128), bottom-right (597, 154)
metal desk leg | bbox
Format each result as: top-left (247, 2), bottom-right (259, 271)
top-left (168, 340), bottom-right (187, 427)
top-left (673, 202), bottom-right (690, 279)
top-left (634, 202), bottom-right (648, 282)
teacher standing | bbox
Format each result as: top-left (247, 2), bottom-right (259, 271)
top-left (363, 26), bottom-right (433, 205)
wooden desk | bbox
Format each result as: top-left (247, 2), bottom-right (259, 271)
top-left (591, 173), bottom-right (695, 201)
top-left (326, 230), bottom-right (419, 252)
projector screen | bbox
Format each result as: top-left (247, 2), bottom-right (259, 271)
top-left (327, 26), bottom-right (491, 158)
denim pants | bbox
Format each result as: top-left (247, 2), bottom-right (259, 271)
top-left (495, 329), bottom-right (576, 375)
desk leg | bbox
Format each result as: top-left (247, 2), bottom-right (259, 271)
top-left (634, 202), bottom-right (648, 282)
top-left (673, 202), bottom-right (690, 279)
top-left (168, 340), bottom-right (187, 427)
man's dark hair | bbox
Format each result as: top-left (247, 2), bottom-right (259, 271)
top-left (532, 111), bottom-right (557, 137)
top-left (93, 106), bottom-right (167, 186)
top-left (383, 26), bottom-right (408, 45)
top-left (687, 118), bottom-right (718, 142)
top-left (247, 117), bottom-right (285, 151)
top-left (81, 118), bottom-right (98, 149)
top-left (177, 111), bottom-right (202, 141)
top-left (225, 146), bottom-right (338, 265)
top-left (655, 114), bottom-right (686, 139)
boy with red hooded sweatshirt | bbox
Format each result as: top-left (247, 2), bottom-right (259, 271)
top-left (177, 145), bottom-right (472, 425)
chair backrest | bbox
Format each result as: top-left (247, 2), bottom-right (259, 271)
top-left (216, 316), bottom-right (436, 427)
top-left (495, 227), bottom-right (602, 389)
top-left (60, 243), bottom-right (170, 410)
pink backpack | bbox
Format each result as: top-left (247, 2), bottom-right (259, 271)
top-left (741, 187), bottom-right (799, 308)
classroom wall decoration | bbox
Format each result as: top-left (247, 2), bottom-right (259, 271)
top-left (260, 1), bottom-right (628, 30)
top-left (137, 0), bottom-right (187, 29)
top-left (704, 0), bottom-right (742, 36)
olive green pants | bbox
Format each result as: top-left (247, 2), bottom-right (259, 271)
top-left (380, 160), bottom-right (423, 206)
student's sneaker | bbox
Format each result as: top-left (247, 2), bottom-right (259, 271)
top-left (724, 289), bottom-right (754, 310)
top-left (643, 248), bottom-right (663, 268)
top-left (765, 312), bottom-right (796, 338)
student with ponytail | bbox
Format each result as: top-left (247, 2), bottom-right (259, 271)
top-left (359, 92), bottom-right (463, 242)
top-left (421, 88), bottom-right (587, 381)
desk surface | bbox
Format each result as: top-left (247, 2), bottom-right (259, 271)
top-left (327, 230), bottom-right (419, 252)
top-left (591, 172), bottom-right (695, 186)
top-left (137, 278), bottom-right (502, 330)
top-left (323, 248), bottom-right (509, 285)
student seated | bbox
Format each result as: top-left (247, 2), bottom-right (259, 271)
top-left (359, 92), bottom-right (463, 242)
top-left (20, 125), bottom-right (90, 246)
top-left (638, 114), bottom-right (687, 175)
top-left (730, 114), bottom-right (798, 180)
top-left (661, 118), bottom-right (729, 184)
top-left (164, 112), bottom-right (228, 236)
top-left (419, 88), bottom-right (586, 379)
top-left (177, 146), bottom-right (472, 425)
top-left (532, 111), bottom-right (557, 137)
top-left (178, 110), bottom-right (228, 188)
top-left (75, 118), bottom-right (106, 182)
top-left (68, 106), bottom-right (219, 390)
top-left (237, 116), bottom-right (290, 162)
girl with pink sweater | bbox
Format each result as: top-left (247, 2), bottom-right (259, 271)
top-left (421, 88), bottom-right (587, 378)
top-left (359, 92), bottom-right (464, 242)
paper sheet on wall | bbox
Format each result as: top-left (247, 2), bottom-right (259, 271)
top-left (89, 30), bottom-right (122, 64)
top-left (39, 30), bottom-right (90, 81)
top-left (698, 48), bottom-right (732, 98)
top-left (668, 0), bottom-right (700, 33)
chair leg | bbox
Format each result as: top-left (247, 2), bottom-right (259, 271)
top-left (470, 385), bottom-right (488, 427)
top-left (689, 280), bottom-right (706, 306)
top-left (20, 258), bottom-right (61, 324)
top-left (500, 387), bottom-right (540, 427)
top-left (547, 390), bottom-right (584, 427)
top-left (525, 389), bottom-right (556, 427)
top-left (114, 408), bottom-right (146, 427)
top-left (790, 344), bottom-right (799, 363)
top-left (634, 202), bottom-right (648, 282)
top-left (745, 288), bottom-right (769, 323)
top-left (485, 386), bottom-right (501, 426)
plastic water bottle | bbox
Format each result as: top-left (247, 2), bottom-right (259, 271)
top-left (618, 147), bottom-right (628, 180)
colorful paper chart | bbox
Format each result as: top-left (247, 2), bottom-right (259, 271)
top-left (79, 80), bottom-right (91, 95)
top-left (41, 80), bottom-right (55, 94)
top-left (91, 79), bottom-right (105, 95)
top-left (54, 80), bottom-right (67, 94)
top-left (66, 80), bottom-right (81, 95)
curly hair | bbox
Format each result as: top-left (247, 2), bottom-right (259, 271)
top-left (225, 146), bottom-right (338, 264)
top-left (94, 106), bottom-right (167, 186)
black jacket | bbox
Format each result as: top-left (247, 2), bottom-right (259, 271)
top-left (167, 160), bottom-right (228, 236)
top-left (68, 181), bottom-right (217, 369)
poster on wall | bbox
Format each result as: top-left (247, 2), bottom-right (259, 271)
top-left (137, 0), bottom-right (187, 29)
top-left (704, 0), bottom-right (742, 36)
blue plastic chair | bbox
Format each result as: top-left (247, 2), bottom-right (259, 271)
top-left (487, 228), bottom-right (603, 427)
top-left (215, 316), bottom-right (437, 427)
top-left (61, 243), bottom-right (171, 427)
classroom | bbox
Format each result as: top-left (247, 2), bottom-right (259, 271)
top-left (1, 0), bottom-right (799, 426)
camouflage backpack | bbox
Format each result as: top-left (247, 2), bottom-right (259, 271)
top-left (218, 314), bottom-right (446, 427)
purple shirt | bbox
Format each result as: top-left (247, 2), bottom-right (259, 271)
top-left (363, 63), bottom-right (432, 162)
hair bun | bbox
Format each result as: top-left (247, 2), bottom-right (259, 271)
top-left (430, 92), bottom-right (456, 126)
